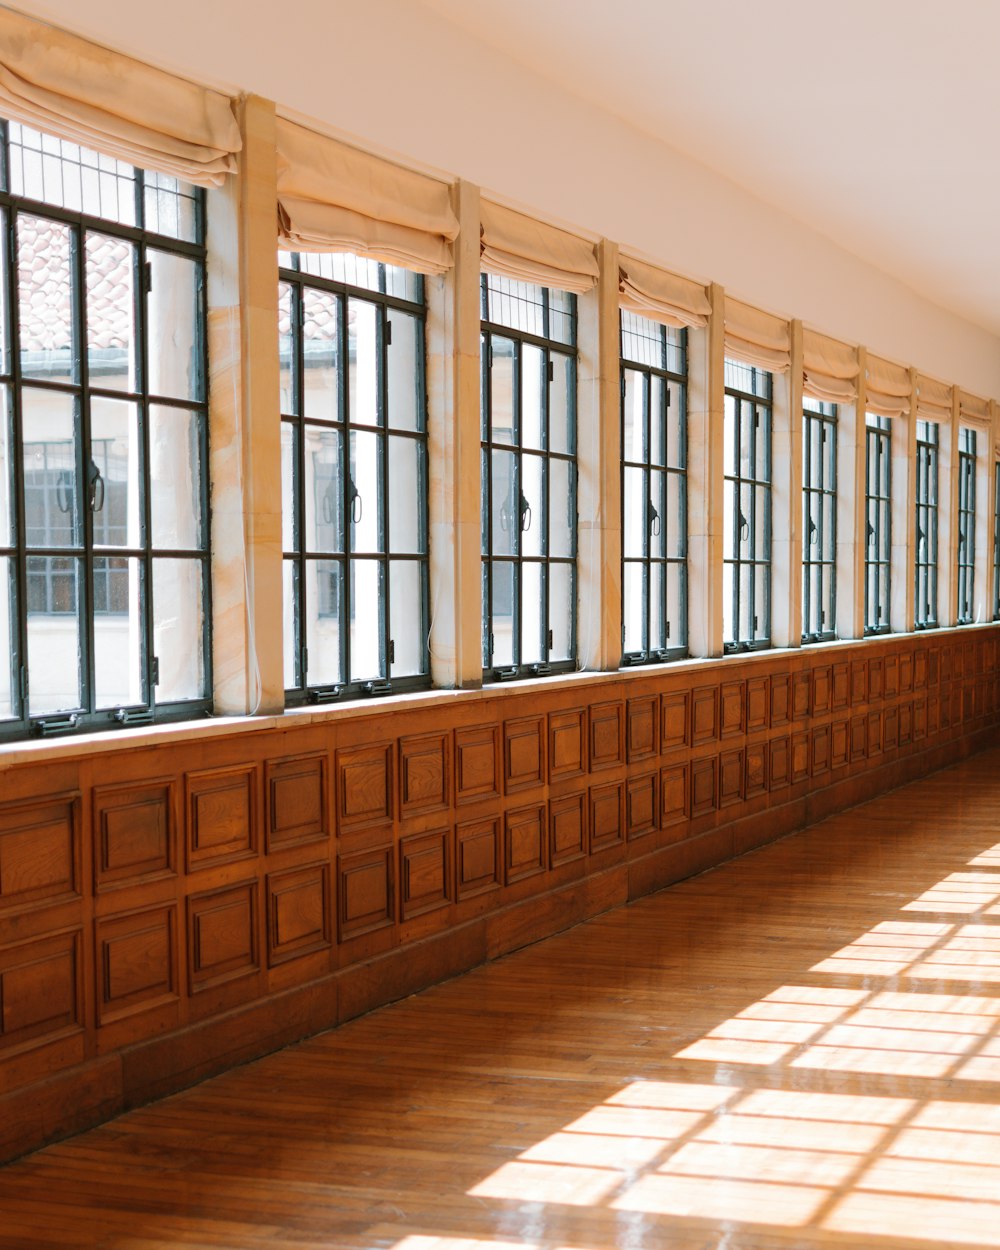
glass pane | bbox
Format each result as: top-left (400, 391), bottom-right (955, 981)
top-left (547, 288), bottom-right (576, 347)
top-left (390, 559), bottom-right (425, 677)
top-left (283, 559), bottom-right (299, 690)
top-left (650, 375), bottom-right (666, 467)
top-left (0, 385), bottom-right (11, 547)
top-left (389, 436), bottom-right (425, 555)
top-left (305, 426), bottom-right (342, 555)
top-left (143, 172), bottom-right (200, 243)
top-left (755, 563), bottom-right (770, 640)
top-left (667, 471), bottom-right (685, 560)
top-left (650, 469), bottom-right (666, 561)
top-left (153, 557), bottom-right (205, 702)
top-left (549, 562), bottom-right (574, 662)
top-left (549, 457), bottom-right (574, 559)
top-left (650, 561), bottom-right (666, 652)
top-left (0, 209), bottom-right (8, 376)
top-left (302, 287), bottom-right (339, 421)
top-left (738, 562), bottom-right (753, 643)
top-left (9, 124), bottom-right (136, 224)
top-left (623, 561), bottom-right (644, 655)
top-left (0, 557), bottom-right (13, 718)
top-left (147, 249), bottom-right (201, 402)
top-left (22, 389), bottom-right (80, 549)
top-left (149, 404), bottom-right (204, 552)
top-left (27, 554), bottom-right (82, 715)
top-left (521, 345), bottom-right (544, 451)
top-left (723, 560), bottom-right (735, 644)
top-left (350, 558), bottom-right (384, 681)
top-left (623, 466), bottom-right (645, 559)
top-left (278, 282), bottom-right (296, 416)
top-left (349, 298), bottom-right (380, 427)
top-left (490, 560), bottom-right (515, 668)
top-left (91, 397), bottom-right (140, 549)
top-left (491, 449), bottom-right (517, 558)
top-left (305, 558), bottom-right (341, 687)
top-left (723, 394), bottom-right (737, 476)
top-left (754, 485), bottom-right (769, 561)
top-left (521, 561), bottom-right (544, 665)
top-left (739, 482), bottom-right (753, 558)
top-left (281, 422), bottom-right (297, 553)
top-left (878, 564), bottom-right (890, 625)
top-left (666, 379), bottom-right (684, 468)
top-left (550, 352), bottom-right (574, 455)
top-left (665, 561), bottom-right (685, 648)
top-left (94, 556), bottom-right (143, 709)
top-left (19, 215), bottom-right (76, 383)
top-left (349, 430), bottom-right (382, 553)
top-left (86, 233), bottom-right (135, 392)
top-left (723, 479), bottom-right (735, 562)
top-left (622, 370), bottom-right (645, 463)
top-left (488, 337), bottom-right (515, 445)
top-left (822, 493), bottom-right (836, 560)
top-left (520, 453), bottom-right (544, 559)
top-left (387, 309), bottom-right (422, 432)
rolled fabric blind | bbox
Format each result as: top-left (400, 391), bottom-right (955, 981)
top-left (724, 297), bottom-right (790, 372)
top-left (0, 8), bottom-right (240, 186)
top-left (803, 329), bottom-right (858, 403)
top-left (480, 200), bottom-right (598, 294)
top-left (915, 374), bottom-right (953, 422)
top-left (618, 255), bottom-right (710, 329)
top-left (276, 118), bottom-right (459, 273)
top-left (959, 390), bottom-right (991, 424)
top-left (865, 355), bottom-right (911, 418)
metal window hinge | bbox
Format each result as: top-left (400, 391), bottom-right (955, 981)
top-left (151, 656), bottom-right (160, 687)
top-left (547, 359), bottom-right (554, 383)
top-left (388, 639), bottom-right (395, 664)
top-left (620, 375), bottom-right (627, 401)
top-left (547, 628), bottom-right (553, 650)
top-left (385, 318), bottom-right (392, 346)
top-left (142, 260), bottom-right (152, 294)
top-left (18, 665), bottom-right (26, 701)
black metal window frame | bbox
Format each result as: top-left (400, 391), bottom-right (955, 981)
top-left (723, 359), bottom-right (772, 652)
top-left (481, 274), bottom-right (578, 681)
top-left (279, 255), bottom-right (430, 704)
top-left (801, 398), bottom-right (837, 643)
top-left (914, 419), bottom-right (939, 630)
top-left (993, 461), bottom-right (1000, 622)
top-left (620, 310), bottom-right (687, 665)
top-left (0, 120), bottom-right (210, 741)
top-left (956, 425), bottom-right (976, 625)
top-left (864, 414), bottom-right (892, 635)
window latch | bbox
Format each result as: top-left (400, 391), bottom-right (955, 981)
top-left (648, 497), bottom-right (660, 537)
top-left (307, 684), bottom-right (342, 704)
top-left (519, 490), bottom-right (531, 533)
top-left (87, 459), bottom-right (105, 513)
top-left (348, 474), bottom-right (362, 525)
top-left (35, 713), bottom-right (81, 737)
top-left (363, 679), bottom-right (393, 696)
top-left (112, 706), bottom-right (153, 726)
top-left (738, 509), bottom-right (749, 541)
top-left (56, 469), bottom-right (73, 515)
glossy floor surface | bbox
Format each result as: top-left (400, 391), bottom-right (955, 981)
top-left (5, 750), bottom-right (1000, 1248)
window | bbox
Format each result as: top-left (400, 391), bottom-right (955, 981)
top-left (279, 252), bottom-right (428, 701)
top-left (481, 275), bottom-right (576, 678)
top-left (620, 310), bottom-right (686, 663)
top-left (801, 398), bottom-right (837, 642)
top-left (723, 358), bottom-right (771, 650)
top-left (0, 120), bottom-right (209, 737)
top-left (914, 420), bottom-right (938, 629)
top-left (993, 462), bottom-right (1000, 622)
top-left (956, 426), bottom-right (977, 624)
top-left (864, 414), bottom-right (892, 634)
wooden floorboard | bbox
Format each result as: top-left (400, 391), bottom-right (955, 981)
top-left (5, 748), bottom-right (1000, 1248)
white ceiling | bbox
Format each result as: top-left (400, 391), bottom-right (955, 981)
top-left (419, 0), bottom-right (1000, 336)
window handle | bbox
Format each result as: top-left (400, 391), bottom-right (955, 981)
top-left (322, 485), bottom-right (335, 525)
top-left (519, 490), bottom-right (531, 533)
top-left (866, 520), bottom-right (875, 545)
top-left (348, 475), bottom-right (362, 525)
top-left (648, 498), bottom-right (660, 537)
top-left (56, 469), bottom-right (73, 515)
top-left (738, 509), bottom-right (749, 541)
top-left (808, 516), bottom-right (817, 546)
top-left (88, 460), bottom-right (105, 513)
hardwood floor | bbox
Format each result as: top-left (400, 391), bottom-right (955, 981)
top-left (4, 746), bottom-right (1000, 1249)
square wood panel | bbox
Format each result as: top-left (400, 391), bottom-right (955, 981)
top-left (338, 848), bottom-right (394, 941)
top-left (850, 715), bottom-right (867, 761)
top-left (266, 864), bottom-right (331, 966)
top-left (899, 652), bottom-right (914, 692)
top-left (455, 724), bottom-right (500, 805)
top-left (691, 687), bottom-right (719, 744)
top-left (811, 666), bottom-right (831, 716)
top-left (745, 744), bottom-right (767, 797)
top-left (504, 717), bottom-right (545, 794)
top-left (265, 754), bottom-right (328, 852)
top-left (456, 818), bottom-right (501, 899)
top-left (96, 904), bottom-right (177, 1025)
top-left (811, 724), bottom-right (830, 776)
top-left (747, 677), bottom-right (769, 732)
top-left (831, 663), bottom-right (849, 710)
top-left (589, 782), bottom-right (624, 854)
top-left (186, 765), bottom-right (258, 871)
top-left (770, 674), bottom-right (790, 726)
top-left (0, 793), bottom-right (80, 912)
top-left (94, 782), bottom-right (173, 891)
top-left (400, 830), bottom-right (451, 920)
top-left (336, 744), bottom-right (393, 832)
top-left (505, 805), bottom-right (546, 884)
top-left (691, 757), bottom-right (718, 816)
top-left (549, 793), bottom-right (587, 866)
top-left (883, 706), bottom-right (899, 750)
top-left (589, 703), bottom-right (625, 771)
top-left (626, 773), bottom-right (658, 840)
top-left (791, 732), bottom-right (810, 783)
top-left (626, 695), bottom-right (658, 763)
top-left (831, 721), bottom-right (849, 768)
top-left (769, 737), bottom-right (790, 790)
top-left (884, 654), bottom-right (899, 697)
top-left (868, 711), bottom-right (882, 757)
top-left (660, 691), bottom-right (690, 750)
top-left (719, 749), bottom-right (744, 807)
top-left (0, 930), bottom-right (82, 1053)
top-left (899, 701), bottom-right (913, 746)
top-left (914, 649), bottom-right (928, 689)
top-left (399, 734), bottom-right (450, 817)
top-left (548, 709), bottom-right (586, 781)
top-left (850, 661), bottom-right (868, 705)
top-left (915, 698), bottom-right (928, 739)
top-left (660, 765), bottom-right (689, 827)
top-left (188, 882), bottom-right (260, 993)
top-left (720, 681), bottom-right (745, 738)
top-left (868, 658), bottom-right (884, 702)
top-left (792, 672), bottom-right (810, 721)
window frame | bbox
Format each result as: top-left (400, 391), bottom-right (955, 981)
top-left (864, 413), bottom-right (892, 635)
top-left (993, 460), bottom-right (1000, 622)
top-left (723, 359), bottom-right (772, 652)
top-left (956, 426), bottom-right (976, 625)
top-left (801, 398), bottom-right (837, 643)
top-left (914, 419), bottom-right (939, 630)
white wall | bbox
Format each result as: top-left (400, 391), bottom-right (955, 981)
top-left (13, 0), bottom-right (1000, 398)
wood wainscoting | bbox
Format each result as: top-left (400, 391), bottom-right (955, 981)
top-left (1, 627), bottom-right (998, 1163)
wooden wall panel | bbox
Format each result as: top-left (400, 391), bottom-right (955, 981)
top-left (0, 796), bottom-right (80, 913)
top-left (266, 865), bottom-right (331, 965)
top-left (188, 883), bottom-right (259, 993)
top-left (549, 793), bottom-right (586, 866)
top-left (96, 905), bottom-right (177, 1025)
top-left (661, 691), bottom-right (690, 750)
top-left (456, 818), bottom-right (501, 898)
top-left (504, 718), bottom-right (545, 794)
top-left (94, 783), bottom-right (173, 891)
top-left (589, 703), bottom-right (625, 771)
top-left (625, 773), bottom-right (657, 841)
top-left (338, 848), bottom-right (394, 941)
top-left (400, 831), bottom-right (451, 920)
top-left (455, 725), bottom-right (500, 805)
top-left (0, 930), bottom-right (82, 1053)
top-left (504, 805), bottom-right (546, 883)
top-left (186, 766), bottom-right (258, 871)
top-left (398, 736), bottom-right (450, 818)
top-left (626, 696), bottom-right (658, 763)
top-left (337, 745), bottom-right (393, 832)
top-left (548, 710), bottom-right (585, 781)
top-left (589, 782), bottom-right (624, 853)
top-left (265, 755), bottom-right (328, 851)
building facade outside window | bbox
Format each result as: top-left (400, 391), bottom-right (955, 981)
top-left (0, 120), bottom-right (210, 738)
top-left (481, 275), bottom-right (577, 679)
top-left (956, 426), bottom-right (976, 625)
top-left (801, 397), bottom-right (837, 642)
top-left (723, 358), bottom-right (771, 651)
top-left (279, 251), bottom-right (429, 701)
top-left (620, 309), bottom-right (686, 663)
top-left (864, 413), bottom-right (892, 634)
top-left (914, 419), bottom-right (939, 629)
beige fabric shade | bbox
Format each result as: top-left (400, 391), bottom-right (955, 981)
top-left (276, 119), bottom-right (459, 273)
top-left (480, 200), bottom-right (598, 294)
top-left (803, 329), bottom-right (858, 403)
top-left (0, 8), bottom-right (239, 186)
top-left (915, 374), bottom-right (953, 422)
top-left (865, 355), bottom-right (911, 418)
top-left (959, 390), bottom-right (991, 424)
top-left (618, 255), bottom-right (710, 329)
top-left (724, 298), bottom-right (790, 372)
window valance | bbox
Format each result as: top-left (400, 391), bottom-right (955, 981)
top-left (480, 200), bottom-right (598, 293)
top-left (803, 329), bottom-right (858, 403)
top-left (618, 254), bottom-right (710, 329)
top-left (866, 355), bottom-right (911, 419)
top-left (724, 298), bottom-right (790, 372)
